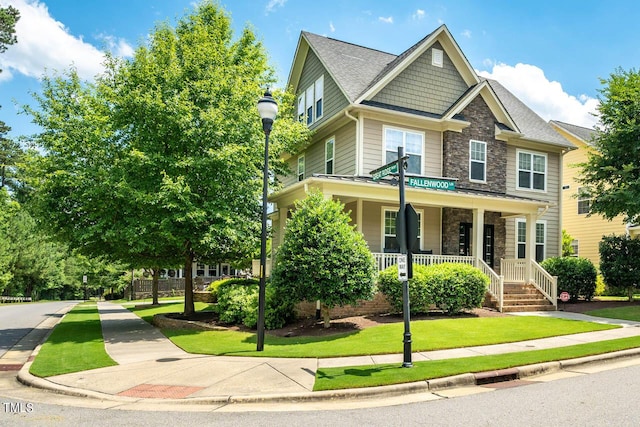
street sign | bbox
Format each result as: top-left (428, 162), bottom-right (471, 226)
top-left (407, 176), bottom-right (456, 191)
top-left (371, 162), bottom-right (399, 181)
top-left (560, 291), bottom-right (570, 302)
top-left (397, 254), bottom-right (408, 281)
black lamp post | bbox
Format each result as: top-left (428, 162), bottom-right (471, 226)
top-left (256, 89), bottom-right (278, 351)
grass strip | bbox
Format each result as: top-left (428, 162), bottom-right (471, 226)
top-left (314, 335), bottom-right (640, 391)
top-left (586, 306), bottom-right (640, 322)
top-left (129, 301), bottom-right (214, 324)
top-left (29, 302), bottom-right (117, 377)
top-left (130, 304), bottom-right (617, 358)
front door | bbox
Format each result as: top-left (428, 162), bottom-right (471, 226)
top-left (459, 223), bottom-right (472, 256)
top-left (483, 224), bottom-right (495, 267)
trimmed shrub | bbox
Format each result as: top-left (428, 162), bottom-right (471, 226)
top-left (426, 263), bottom-right (488, 315)
top-left (540, 257), bottom-right (597, 301)
top-left (215, 279), bottom-right (259, 326)
top-left (378, 263), bottom-right (489, 315)
top-left (378, 264), bottom-right (431, 315)
top-left (214, 278), bottom-right (295, 329)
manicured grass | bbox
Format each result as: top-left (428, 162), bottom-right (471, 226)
top-left (586, 305), bottom-right (640, 322)
top-left (115, 296), bottom-right (186, 306)
top-left (128, 301), bottom-right (214, 324)
top-left (137, 303), bottom-right (618, 358)
top-left (29, 303), bottom-right (117, 377)
top-left (314, 335), bottom-right (640, 391)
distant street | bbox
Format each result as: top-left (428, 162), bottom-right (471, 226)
top-left (0, 301), bottom-right (77, 358)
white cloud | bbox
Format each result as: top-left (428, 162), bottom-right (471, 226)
top-left (378, 16), bottom-right (393, 24)
top-left (0, 0), bottom-right (133, 82)
top-left (265, 0), bottom-right (287, 14)
top-left (97, 34), bottom-right (134, 58)
top-left (329, 21), bottom-right (335, 33)
top-left (461, 29), bottom-right (472, 38)
top-left (478, 62), bottom-right (599, 128)
top-left (413, 9), bottom-right (425, 20)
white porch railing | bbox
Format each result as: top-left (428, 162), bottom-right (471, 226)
top-left (500, 259), bottom-right (557, 308)
top-left (501, 259), bottom-right (527, 282)
top-left (477, 258), bottom-right (504, 312)
top-left (532, 261), bottom-right (558, 308)
top-left (372, 253), bottom-right (475, 271)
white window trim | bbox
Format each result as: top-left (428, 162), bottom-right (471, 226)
top-left (314, 75), bottom-right (324, 121)
top-left (516, 219), bottom-right (547, 261)
top-left (381, 206), bottom-right (424, 252)
top-left (297, 75), bottom-right (324, 125)
top-left (577, 187), bottom-right (591, 215)
top-left (297, 154), bottom-right (305, 181)
top-left (516, 149), bottom-right (547, 193)
top-left (325, 137), bottom-right (335, 174)
top-left (469, 139), bottom-right (487, 183)
top-left (382, 125), bottom-right (425, 176)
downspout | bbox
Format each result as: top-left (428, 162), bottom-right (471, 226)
top-left (344, 110), bottom-right (360, 176)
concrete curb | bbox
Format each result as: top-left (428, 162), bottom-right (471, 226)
top-left (17, 348), bottom-right (640, 406)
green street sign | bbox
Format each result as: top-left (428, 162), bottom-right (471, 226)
top-left (407, 177), bottom-right (456, 191)
top-left (371, 162), bottom-right (399, 181)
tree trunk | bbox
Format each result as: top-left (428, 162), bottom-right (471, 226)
top-left (322, 303), bottom-right (331, 329)
top-left (152, 267), bottom-right (159, 305)
top-left (183, 245), bottom-right (195, 317)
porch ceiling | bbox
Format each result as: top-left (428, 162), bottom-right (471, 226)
top-left (271, 175), bottom-right (552, 216)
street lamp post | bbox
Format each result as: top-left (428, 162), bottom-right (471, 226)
top-left (256, 90), bottom-right (278, 351)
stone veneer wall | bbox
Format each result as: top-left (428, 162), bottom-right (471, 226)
top-left (443, 96), bottom-right (507, 193)
top-left (442, 208), bottom-right (506, 272)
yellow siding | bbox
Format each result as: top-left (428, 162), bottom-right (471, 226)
top-left (559, 129), bottom-right (627, 266)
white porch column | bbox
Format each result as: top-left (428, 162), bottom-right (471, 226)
top-left (472, 208), bottom-right (485, 263)
top-left (356, 199), bottom-right (363, 233)
top-left (525, 213), bottom-right (536, 283)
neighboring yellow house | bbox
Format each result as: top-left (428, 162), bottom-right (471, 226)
top-left (551, 120), bottom-right (631, 266)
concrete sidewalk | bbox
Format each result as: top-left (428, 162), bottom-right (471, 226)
top-left (16, 301), bottom-right (640, 406)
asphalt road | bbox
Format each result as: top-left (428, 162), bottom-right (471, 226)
top-left (0, 301), bottom-right (77, 358)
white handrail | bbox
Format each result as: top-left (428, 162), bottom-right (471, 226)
top-left (477, 258), bottom-right (504, 312)
top-left (531, 261), bottom-right (558, 308)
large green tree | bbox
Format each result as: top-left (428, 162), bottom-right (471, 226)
top-left (25, 1), bottom-right (309, 315)
top-left (271, 191), bottom-right (376, 328)
top-left (578, 68), bottom-right (640, 224)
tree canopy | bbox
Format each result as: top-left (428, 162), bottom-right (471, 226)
top-left (23, 1), bottom-right (309, 314)
top-left (578, 68), bottom-right (640, 224)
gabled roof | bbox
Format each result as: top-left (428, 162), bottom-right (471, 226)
top-left (288, 25), bottom-right (574, 149)
top-left (549, 120), bottom-right (596, 145)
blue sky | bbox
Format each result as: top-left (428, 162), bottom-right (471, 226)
top-left (1, 0), bottom-right (638, 139)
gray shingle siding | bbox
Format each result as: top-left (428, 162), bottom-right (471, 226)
top-left (371, 42), bottom-right (467, 115)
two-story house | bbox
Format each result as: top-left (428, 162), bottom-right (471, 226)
top-left (270, 25), bottom-right (574, 311)
top-left (552, 120), bottom-right (638, 266)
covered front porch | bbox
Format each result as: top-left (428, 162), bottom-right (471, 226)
top-left (372, 253), bottom-right (557, 312)
top-left (270, 175), bottom-right (559, 313)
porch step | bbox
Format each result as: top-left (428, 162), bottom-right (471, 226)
top-left (485, 282), bottom-right (556, 313)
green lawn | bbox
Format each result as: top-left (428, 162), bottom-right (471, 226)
top-left (29, 302), bottom-right (117, 377)
top-left (314, 335), bottom-right (640, 391)
top-left (129, 301), bottom-right (214, 323)
top-left (586, 305), bottom-right (640, 322)
top-left (131, 303), bottom-right (617, 358)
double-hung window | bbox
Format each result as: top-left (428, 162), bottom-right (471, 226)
top-left (384, 127), bottom-right (424, 175)
top-left (577, 187), bottom-right (591, 214)
top-left (516, 219), bottom-right (546, 262)
top-left (383, 208), bottom-right (422, 252)
top-left (469, 140), bottom-right (486, 182)
top-left (325, 137), bottom-right (334, 174)
top-left (297, 75), bottom-right (324, 125)
top-left (518, 151), bottom-right (546, 191)
top-left (297, 154), bottom-right (305, 181)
